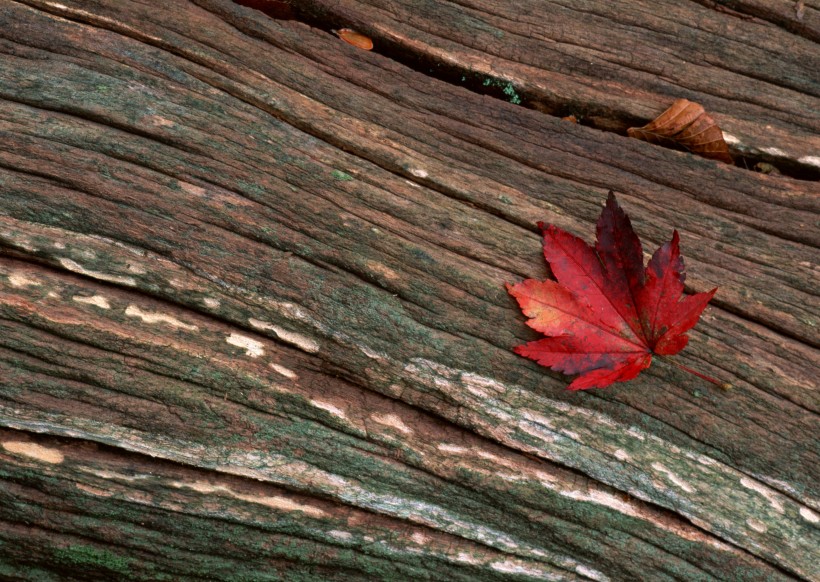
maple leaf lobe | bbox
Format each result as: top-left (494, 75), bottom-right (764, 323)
top-left (508, 194), bottom-right (716, 390)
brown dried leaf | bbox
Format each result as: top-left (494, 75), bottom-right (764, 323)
top-left (335, 29), bottom-right (374, 51)
top-left (627, 99), bottom-right (733, 164)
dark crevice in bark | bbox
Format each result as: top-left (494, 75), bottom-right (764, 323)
top-left (13, 0), bottom-right (820, 182)
top-left (249, 1), bottom-right (820, 181)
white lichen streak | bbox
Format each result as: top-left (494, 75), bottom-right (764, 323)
top-left (739, 477), bottom-right (785, 513)
top-left (614, 449), bottom-right (630, 461)
top-left (548, 400), bottom-right (585, 415)
top-left (560, 429), bottom-right (581, 441)
top-left (145, 115), bottom-right (175, 128)
top-left (371, 413), bottom-right (413, 434)
top-left (410, 532), bottom-right (428, 545)
top-left (311, 400), bottom-right (346, 419)
top-left (76, 483), bottom-right (113, 497)
top-left (760, 147), bottom-right (786, 157)
top-left (328, 530), bottom-right (353, 541)
top-left (7, 272), bottom-right (41, 288)
top-left (548, 400), bottom-right (616, 426)
top-left (59, 258), bottom-right (137, 286)
top-left (722, 133), bottom-right (740, 145)
top-left (2, 441), bottom-right (64, 464)
top-left (271, 302), bottom-right (310, 321)
top-left (438, 444), bottom-right (470, 455)
top-left (364, 495), bottom-right (527, 555)
top-left (477, 450), bottom-right (524, 471)
top-left (518, 419), bottom-right (558, 444)
top-left (226, 333), bottom-right (264, 358)
top-left (203, 297), bottom-right (220, 309)
top-left (461, 372), bottom-right (506, 398)
top-left (534, 470), bottom-right (558, 485)
top-left (248, 318), bottom-right (319, 353)
top-left (365, 260), bottom-right (400, 281)
top-left (562, 488), bottom-right (641, 520)
top-left (455, 552), bottom-right (481, 565)
top-left (359, 345), bottom-right (388, 361)
top-left (626, 427), bottom-right (646, 440)
top-left (746, 518), bottom-right (767, 533)
top-left (799, 507), bottom-right (819, 523)
top-left (496, 472), bottom-right (524, 482)
top-left (576, 564), bottom-right (610, 581)
top-left (216, 458), bottom-right (350, 493)
top-left (651, 463), bottom-right (695, 493)
top-left (125, 305), bottom-right (198, 331)
top-left (269, 363), bottom-right (297, 379)
top-left (409, 168), bottom-right (428, 178)
top-left (400, 358), bottom-right (772, 555)
top-left (797, 155), bottom-right (820, 168)
top-left (441, 444), bottom-right (533, 479)
top-left (173, 481), bottom-right (326, 518)
top-left (490, 560), bottom-right (553, 578)
top-left (84, 469), bottom-right (148, 482)
top-left (179, 182), bottom-right (206, 197)
top-left (73, 294), bottom-right (111, 309)
top-left (521, 410), bottom-right (554, 429)
top-left (475, 450), bottom-right (502, 461)
top-left (409, 359), bottom-right (505, 396)
top-left (536, 475), bottom-right (734, 551)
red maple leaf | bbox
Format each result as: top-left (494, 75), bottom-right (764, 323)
top-left (507, 192), bottom-right (718, 390)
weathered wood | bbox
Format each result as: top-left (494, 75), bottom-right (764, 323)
top-left (690, 0), bottom-right (820, 43)
top-left (293, 0), bottom-right (820, 173)
top-left (0, 0), bottom-right (818, 579)
top-left (0, 266), bottom-right (785, 581)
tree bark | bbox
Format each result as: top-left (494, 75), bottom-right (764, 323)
top-left (0, 0), bottom-right (817, 580)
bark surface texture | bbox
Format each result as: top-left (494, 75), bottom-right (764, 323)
top-left (0, 0), bottom-right (818, 580)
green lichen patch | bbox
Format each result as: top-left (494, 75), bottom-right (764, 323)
top-left (331, 170), bottom-right (354, 181)
top-left (53, 545), bottom-right (132, 576)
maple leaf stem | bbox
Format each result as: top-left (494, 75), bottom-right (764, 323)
top-left (659, 356), bottom-right (731, 389)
